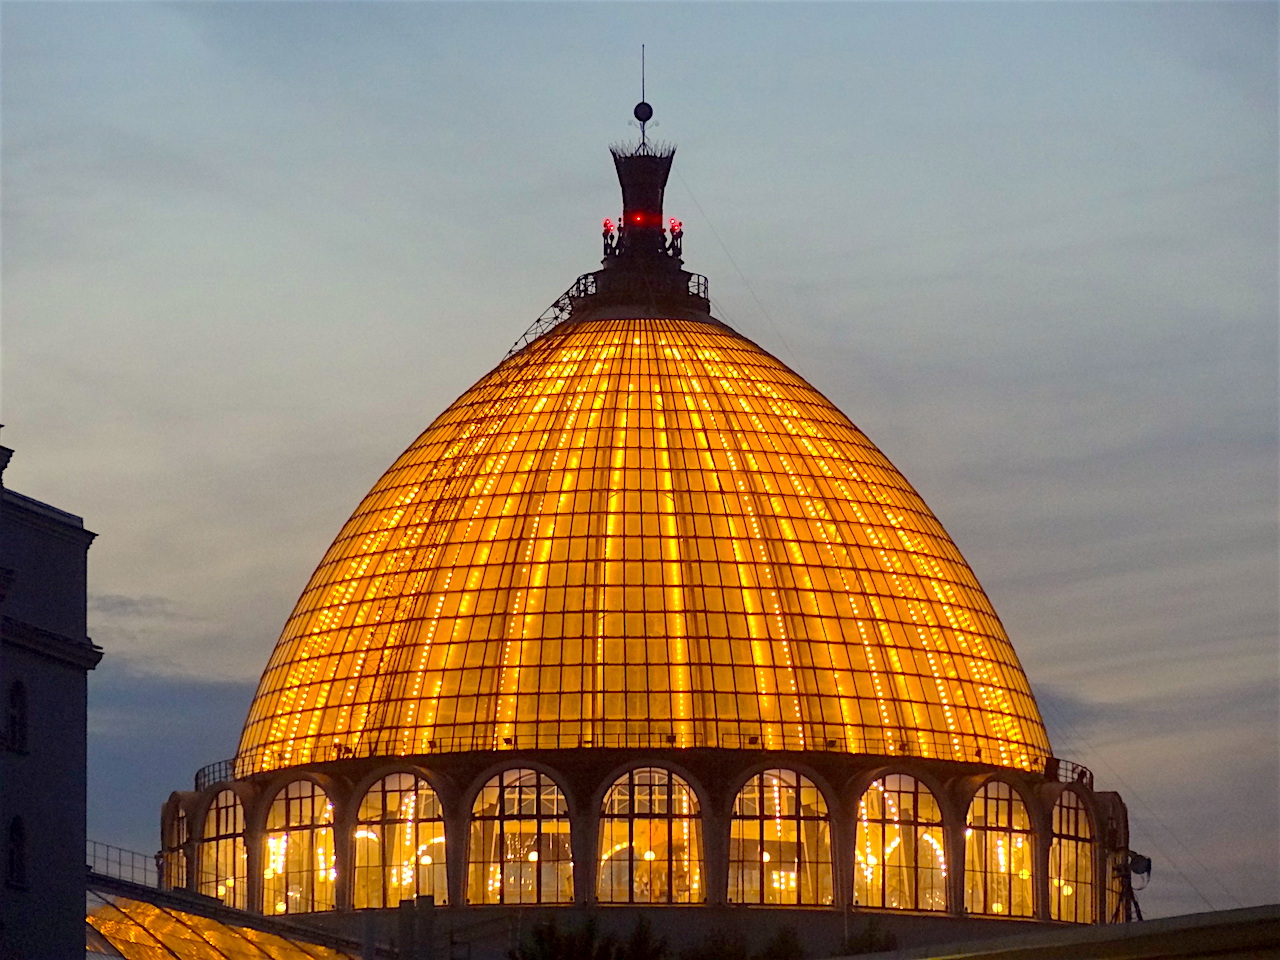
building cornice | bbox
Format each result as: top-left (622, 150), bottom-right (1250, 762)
top-left (1, 615), bottom-right (103, 670)
top-left (2, 490), bottom-right (97, 547)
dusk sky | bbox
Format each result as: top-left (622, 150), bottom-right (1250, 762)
top-left (2, 2), bottom-right (1275, 920)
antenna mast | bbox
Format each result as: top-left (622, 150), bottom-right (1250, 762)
top-left (640, 45), bottom-right (647, 146)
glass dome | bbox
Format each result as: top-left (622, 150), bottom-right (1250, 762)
top-left (238, 315), bottom-right (1049, 773)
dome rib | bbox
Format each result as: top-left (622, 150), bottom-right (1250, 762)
top-left (238, 317), bottom-right (1050, 774)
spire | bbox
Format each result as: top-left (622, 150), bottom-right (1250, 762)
top-left (507, 98), bottom-right (711, 354)
top-left (604, 99), bottom-right (682, 264)
top-left (609, 133), bottom-right (675, 260)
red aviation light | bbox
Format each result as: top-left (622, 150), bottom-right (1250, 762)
top-left (603, 218), bottom-right (615, 232)
top-left (669, 218), bottom-right (683, 232)
top-left (628, 211), bottom-right (664, 227)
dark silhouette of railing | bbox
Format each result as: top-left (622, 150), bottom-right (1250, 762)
top-left (1045, 757), bottom-right (1096, 791)
top-left (194, 730), bottom-right (1075, 790)
top-left (87, 840), bottom-right (158, 888)
top-left (504, 270), bottom-right (711, 359)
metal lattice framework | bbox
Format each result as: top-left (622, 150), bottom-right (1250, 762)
top-left (505, 274), bottom-right (597, 359)
top-left (237, 315), bottom-right (1050, 775)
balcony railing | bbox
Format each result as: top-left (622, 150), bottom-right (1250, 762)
top-left (1045, 756), bottom-right (1096, 791)
top-left (87, 840), bottom-right (158, 888)
top-left (194, 731), bottom-right (1071, 790)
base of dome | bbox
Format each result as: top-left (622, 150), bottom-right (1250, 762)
top-left (164, 746), bottom-right (1127, 936)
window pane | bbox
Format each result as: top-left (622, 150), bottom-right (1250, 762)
top-left (854, 775), bottom-right (946, 911)
top-left (467, 769), bottom-right (572, 904)
top-left (354, 773), bottom-right (448, 908)
top-left (730, 769), bottom-right (832, 905)
top-left (164, 809), bottom-right (189, 891)
top-left (1050, 790), bottom-right (1095, 923)
top-left (262, 781), bottom-right (335, 914)
top-left (598, 767), bottom-right (703, 903)
top-left (198, 790), bottom-right (247, 909)
top-left (964, 781), bottom-right (1033, 918)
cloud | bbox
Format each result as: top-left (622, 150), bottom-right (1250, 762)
top-left (88, 593), bottom-right (196, 621)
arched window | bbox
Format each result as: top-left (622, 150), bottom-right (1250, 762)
top-left (198, 790), bottom-right (247, 909)
top-left (729, 769), bottom-right (832, 905)
top-left (263, 780), bottom-right (336, 914)
top-left (7, 682), bottom-right (27, 753)
top-left (354, 773), bottom-right (448, 908)
top-left (468, 768), bottom-right (571, 904)
top-left (965, 780), bottom-right (1033, 917)
top-left (855, 774), bottom-right (947, 911)
top-left (6, 818), bottom-right (25, 888)
top-left (163, 807), bottom-right (189, 891)
top-left (598, 767), bottom-right (703, 904)
top-left (1050, 790), bottom-right (1095, 923)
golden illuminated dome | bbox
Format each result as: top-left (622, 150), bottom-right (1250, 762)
top-left (238, 312), bottom-right (1050, 774)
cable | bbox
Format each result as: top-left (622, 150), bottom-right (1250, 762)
top-left (1035, 690), bottom-right (1243, 913)
top-left (674, 169), bottom-right (799, 367)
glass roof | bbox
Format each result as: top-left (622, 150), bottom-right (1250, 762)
top-left (86, 889), bottom-right (357, 959)
top-left (239, 316), bottom-right (1049, 772)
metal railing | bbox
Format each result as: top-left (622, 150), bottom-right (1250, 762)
top-left (87, 840), bottom-right (158, 887)
top-left (196, 731), bottom-right (1063, 789)
top-left (505, 273), bottom-right (597, 358)
top-left (504, 270), bottom-right (711, 360)
top-left (1046, 757), bottom-right (1096, 791)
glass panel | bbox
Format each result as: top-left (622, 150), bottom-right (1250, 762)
top-left (354, 773), bottom-right (448, 908)
top-left (729, 769), bottom-right (832, 905)
top-left (263, 780), bottom-right (336, 914)
top-left (197, 790), bottom-right (247, 909)
top-left (598, 767), bottom-right (703, 903)
top-left (237, 318), bottom-right (1051, 774)
top-left (467, 769), bottom-right (572, 904)
top-left (1050, 790), bottom-right (1095, 923)
top-left (87, 888), bottom-right (355, 959)
top-left (854, 774), bottom-right (947, 911)
top-left (964, 781), bottom-right (1033, 917)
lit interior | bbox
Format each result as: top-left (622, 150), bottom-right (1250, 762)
top-left (468, 768), bottom-right (573, 904)
top-left (263, 780), bottom-right (336, 915)
top-left (855, 774), bottom-right (947, 911)
top-left (598, 766), bottom-right (703, 903)
top-left (238, 317), bottom-right (1048, 774)
top-left (175, 766), bottom-right (1102, 921)
top-left (1050, 789), bottom-right (1095, 923)
top-left (729, 768), bottom-right (832, 905)
top-left (964, 780), bottom-right (1033, 917)
top-left (353, 772), bottom-right (448, 908)
top-left (198, 789), bottom-right (247, 909)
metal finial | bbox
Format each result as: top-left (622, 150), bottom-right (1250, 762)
top-left (635, 45), bottom-right (650, 146)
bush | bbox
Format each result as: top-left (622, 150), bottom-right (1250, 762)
top-left (755, 925), bottom-right (804, 960)
top-left (678, 928), bottom-right (749, 960)
top-left (509, 916), bottom-right (670, 960)
top-left (618, 917), bottom-right (669, 960)
top-left (508, 918), bottom-right (616, 960)
top-left (837, 916), bottom-right (897, 955)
